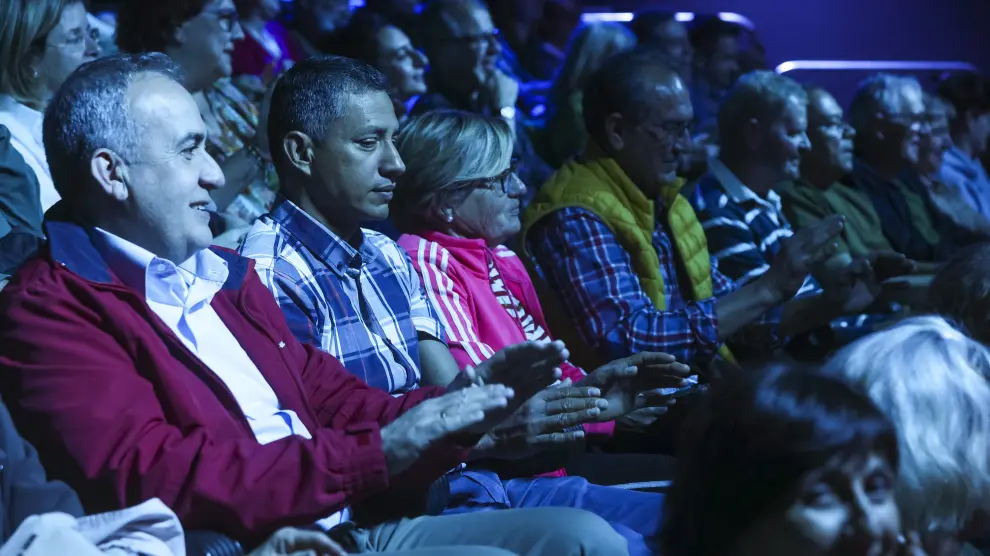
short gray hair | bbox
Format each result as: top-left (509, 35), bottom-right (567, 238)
top-left (824, 316), bottom-right (990, 533)
top-left (848, 73), bottom-right (923, 137)
top-left (43, 52), bottom-right (184, 202)
top-left (717, 70), bottom-right (807, 152)
top-left (392, 109), bottom-right (513, 233)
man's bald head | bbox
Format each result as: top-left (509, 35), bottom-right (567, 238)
top-left (582, 46), bottom-right (685, 146)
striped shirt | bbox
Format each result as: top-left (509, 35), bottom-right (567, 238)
top-left (487, 257), bottom-right (550, 343)
top-left (239, 199), bottom-right (445, 395)
top-left (693, 158), bottom-right (819, 295)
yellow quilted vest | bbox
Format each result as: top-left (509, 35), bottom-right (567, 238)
top-left (519, 157), bottom-right (734, 368)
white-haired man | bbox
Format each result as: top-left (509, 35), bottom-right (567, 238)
top-left (0, 52), bottom-right (626, 556)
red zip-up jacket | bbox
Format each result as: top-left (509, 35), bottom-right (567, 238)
top-left (0, 219), bottom-right (470, 542)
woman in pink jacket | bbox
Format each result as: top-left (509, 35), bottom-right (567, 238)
top-left (393, 110), bottom-right (685, 454)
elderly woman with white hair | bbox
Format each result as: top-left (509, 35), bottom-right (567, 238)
top-left (823, 315), bottom-right (990, 555)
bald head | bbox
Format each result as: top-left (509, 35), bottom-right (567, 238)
top-left (583, 46), bottom-right (686, 145)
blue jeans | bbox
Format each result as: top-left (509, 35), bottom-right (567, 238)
top-left (443, 469), bottom-right (662, 556)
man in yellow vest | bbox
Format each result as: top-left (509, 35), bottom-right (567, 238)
top-left (520, 48), bottom-right (897, 371)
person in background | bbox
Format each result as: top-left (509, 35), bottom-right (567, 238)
top-left (659, 364), bottom-right (916, 556)
top-left (846, 73), bottom-right (954, 265)
top-left (938, 72), bottom-right (990, 221)
top-left (329, 8), bottom-right (428, 120)
top-left (825, 316), bottom-right (990, 555)
top-left (916, 93), bottom-right (990, 238)
top-left (116, 0), bottom-right (278, 229)
top-left (688, 17), bottom-right (740, 135)
top-left (286, 0), bottom-right (352, 58)
top-left (413, 0), bottom-right (551, 200)
top-left (779, 85), bottom-right (897, 261)
top-left (0, 51), bottom-right (622, 556)
top-left (231, 0), bottom-right (304, 102)
top-left (487, 0), bottom-right (549, 83)
top-left (241, 56), bottom-right (683, 556)
top-left (628, 11), bottom-right (692, 87)
top-left (0, 0), bottom-right (100, 212)
top-left (534, 22), bottom-right (636, 169)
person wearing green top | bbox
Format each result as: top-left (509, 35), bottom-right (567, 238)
top-left (778, 86), bottom-right (894, 264)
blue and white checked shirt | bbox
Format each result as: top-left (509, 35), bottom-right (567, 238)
top-left (239, 199), bottom-right (446, 395)
top-left (693, 158), bottom-right (820, 296)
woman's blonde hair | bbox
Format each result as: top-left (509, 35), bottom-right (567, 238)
top-left (393, 109), bottom-right (514, 232)
top-left (823, 316), bottom-right (990, 533)
top-left (0, 0), bottom-right (73, 108)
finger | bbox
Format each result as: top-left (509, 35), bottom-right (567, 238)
top-left (541, 386), bottom-right (602, 402)
top-left (462, 365), bottom-right (482, 386)
top-left (593, 365), bottom-right (638, 383)
top-left (544, 396), bottom-right (608, 415)
top-left (638, 361), bottom-right (693, 377)
top-left (556, 378), bottom-right (573, 388)
top-left (629, 405), bottom-right (670, 416)
top-left (529, 430), bottom-right (586, 446)
top-left (624, 352), bottom-right (677, 366)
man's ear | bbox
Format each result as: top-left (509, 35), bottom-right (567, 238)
top-left (283, 131), bottom-right (316, 176)
top-left (743, 117), bottom-right (763, 153)
top-left (603, 112), bottom-right (627, 152)
top-left (90, 149), bottom-right (129, 202)
top-left (172, 20), bottom-right (189, 46)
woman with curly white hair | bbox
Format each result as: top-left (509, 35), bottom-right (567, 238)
top-left (824, 315), bottom-right (990, 555)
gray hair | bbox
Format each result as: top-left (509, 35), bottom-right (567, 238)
top-left (43, 52), bottom-right (184, 202)
top-left (928, 244), bottom-right (990, 345)
top-left (923, 92), bottom-right (956, 121)
top-left (824, 316), bottom-right (990, 534)
top-left (392, 109), bottom-right (513, 233)
top-left (717, 70), bottom-right (808, 152)
top-left (848, 73), bottom-right (923, 138)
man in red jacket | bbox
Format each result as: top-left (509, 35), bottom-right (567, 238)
top-left (0, 52), bottom-right (627, 556)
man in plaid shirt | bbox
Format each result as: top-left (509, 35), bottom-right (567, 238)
top-left (524, 49), bottom-right (912, 369)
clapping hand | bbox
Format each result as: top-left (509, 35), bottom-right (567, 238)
top-left (823, 251), bottom-right (916, 314)
top-left (580, 352), bottom-right (693, 421)
top-left (763, 215), bottom-right (844, 300)
top-left (482, 378), bottom-right (606, 459)
top-left (380, 384), bottom-right (514, 476)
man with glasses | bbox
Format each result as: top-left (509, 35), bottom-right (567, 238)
top-left (520, 48), bottom-right (889, 381)
top-left (413, 0), bottom-right (550, 202)
top-left (846, 73), bottom-right (962, 264)
top-left (779, 85), bottom-right (897, 261)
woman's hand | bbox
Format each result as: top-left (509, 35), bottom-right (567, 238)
top-left (580, 352), bottom-right (692, 421)
top-left (247, 528), bottom-right (347, 556)
top-left (481, 378), bottom-right (605, 459)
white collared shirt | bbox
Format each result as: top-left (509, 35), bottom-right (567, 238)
top-left (0, 95), bottom-right (59, 211)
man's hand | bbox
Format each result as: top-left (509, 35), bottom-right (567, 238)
top-left (247, 528), bottom-right (346, 556)
top-left (761, 215), bottom-right (845, 301)
top-left (380, 384), bottom-right (513, 476)
top-left (821, 251), bottom-right (916, 314)
top-left (580, 352), bottom-right (692, 421)
top-left (481, 378), bottom-right (605, 459)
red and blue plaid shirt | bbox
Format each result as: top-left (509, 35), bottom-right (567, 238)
top-left (526, 207), bottom-right (782, 365)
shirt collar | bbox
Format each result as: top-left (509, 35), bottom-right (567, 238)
top-left (89, 227), bottom-right (229, 307)
top-left (269, 198), bottom-right (379, 277)
top-left (708, 157), bottom-right (783, 212)
top-left (0, 95), bottom-right (44, 147)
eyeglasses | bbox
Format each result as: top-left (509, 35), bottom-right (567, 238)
top-left (47, 27), bottom-right (100, 50)
top-left (451, 160), bottom-right (520, 196)
top-left (447, 28), bottom-right (500, 49)
top-left (639, 120), bottom-right (692, 147)
top-left (207, 9), bottom-right (241, 33)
